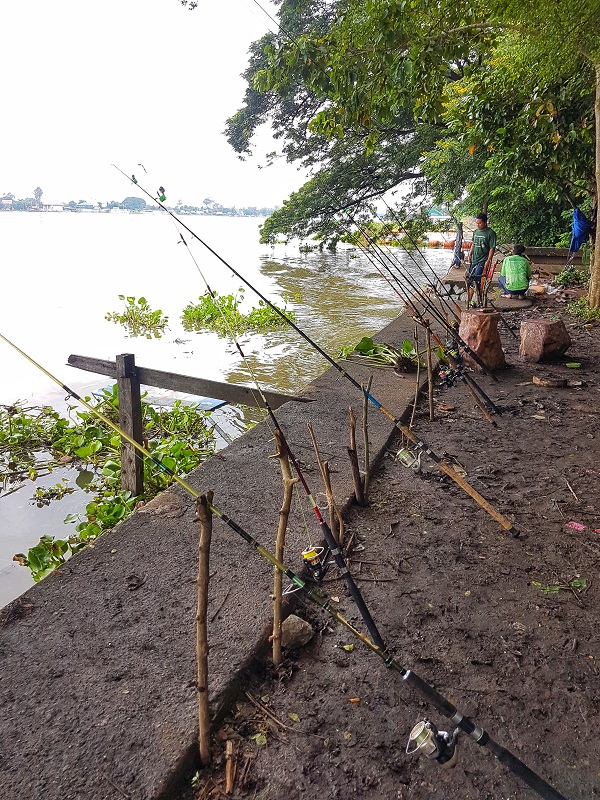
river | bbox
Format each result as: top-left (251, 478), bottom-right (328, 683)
top-left (0, 211), bottom-right (451, 606)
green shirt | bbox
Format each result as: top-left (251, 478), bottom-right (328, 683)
top-left (501, 255), bottom-right (531, 291)
top-left (471, 227), bottom-right (497, 265)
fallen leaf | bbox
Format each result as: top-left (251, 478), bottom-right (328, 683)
top-left (343, 731), bottom-right (352, 740)
top-left (250, 733), bottom-right (267, 747)
top-left (288, 712), bottom-right (300, 723)
top-left (342, 644), bottom-right (355, 652)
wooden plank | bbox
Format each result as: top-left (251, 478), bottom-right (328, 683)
top-left (116, 354), bottom-right (144, 496)
top-left (67, 355), bottom-right (314, 410)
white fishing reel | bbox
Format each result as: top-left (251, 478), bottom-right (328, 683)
top-left (396, 446), bottom-right (422, 473)
top-left (406, 719), bottom-right (459, 768)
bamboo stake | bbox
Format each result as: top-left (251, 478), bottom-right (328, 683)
top-left (409, 327), bottom-right (421, 429)
top-left (348, 406), bottom-right (366, 506)
top-left (224, 740), bottom-right (236, 794)
top-left (196, 491), bottom-right (213, 766)
top-left (307, 422), bottom-right (344, 546)
top-left (272, 429), bottom-right (296, 667)
top-left (362, 376), bottom-right (373, 500)
top-left (426, 327), bottom-right (435, 422)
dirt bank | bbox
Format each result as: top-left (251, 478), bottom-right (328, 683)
top-left (185, 301), bottom-right (600, 800)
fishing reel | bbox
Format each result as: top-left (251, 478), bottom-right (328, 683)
top-left (406, 719), bottom-right (459, 769)
top-left (438, 365), bottom-right (463, 388)
top-left (396, 446), bottom-right (422, 473)
top-left (301, 545), bottom-right (330, 581)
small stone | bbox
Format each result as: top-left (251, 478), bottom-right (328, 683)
top-left (281, 614), bottom-right (314, 649)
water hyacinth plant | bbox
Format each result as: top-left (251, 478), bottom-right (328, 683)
top-left (8, 385), bottom-right (216, 582)
top-left (181, 288), bottom-right (294, 337)
top-left (339, 336), bottom-right (422, 371)
top-left (105, 295), bottom-right (169, 338)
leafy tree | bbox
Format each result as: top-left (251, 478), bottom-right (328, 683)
top-left (121, 196), bottom-right (147, 211)
top-left (33, 187), bottom-right (43, 205)
top-left (243, 0), bottom-right (600, 303)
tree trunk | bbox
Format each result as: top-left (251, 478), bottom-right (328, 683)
top-left (588, 62), bottom-right (600, 308)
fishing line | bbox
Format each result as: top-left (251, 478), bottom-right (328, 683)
top-left (208, 494), bottom-right (567, 800)
top-left (334, 222), bottom-right (500, 421)
top-left (147, 174), bottom-right (386, 648)
top-left (0, 334), bottom-right (567, 799)
top-left (114, 166), bottom-right (516, 535)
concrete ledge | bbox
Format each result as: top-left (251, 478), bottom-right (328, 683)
top-left (0, 311), bottom-right (437, 800)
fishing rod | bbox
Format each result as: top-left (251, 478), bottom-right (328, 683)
top-left (0, 329), bottom-right (568, 797)
top-left (335, 227), bottom-right (500, 423)
top-left (171, 229), bottom-right (387, 650)
top-left (202, 494), bottom-right (568, 800)
top-left (339, 208), bottom-right (500, 384)
top-left (333, 210), bottom-right (501, 418)
top-left (114, 166), bottom-right (516, 535)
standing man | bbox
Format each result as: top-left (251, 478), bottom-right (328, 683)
top-left (498, 244), bottom-right (531, 298)
top-left (466, 212), bottom-right (496, 307)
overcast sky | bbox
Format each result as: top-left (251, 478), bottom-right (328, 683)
top-left (1, 0), bottom-right (307, 207)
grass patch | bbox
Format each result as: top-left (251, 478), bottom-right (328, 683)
top-left (566, 297), bottom-right (600, 324)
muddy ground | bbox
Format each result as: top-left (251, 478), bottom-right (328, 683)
top-left (180, 296), bottom-right (599, 800)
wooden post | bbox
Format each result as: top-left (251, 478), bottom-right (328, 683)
top-left (272, 430), bottom-right (296, 668)
top-left (196, 492), bottom-right (213, 766)
top-left (116, 353), bottom-right (144, 496)
top-left (348, 406), bottom-right (366, 506)
top-left (426, 328), bottom-right (435, 422)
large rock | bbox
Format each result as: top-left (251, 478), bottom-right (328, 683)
top-left (519, 318), bottom-right (572, 363)
top-left (458, 309), bottom-right (507, 372)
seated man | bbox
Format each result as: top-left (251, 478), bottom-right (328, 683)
top-left (498, 244), bottom-right (531, 298)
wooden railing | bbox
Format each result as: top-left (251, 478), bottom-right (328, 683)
top-left (68, 353), bottom-right (312, 495)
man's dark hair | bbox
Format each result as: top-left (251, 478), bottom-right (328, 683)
top-left (476, 212), bottom-right (488, 223)
top-left (514, 244), bottom-right (526, 256)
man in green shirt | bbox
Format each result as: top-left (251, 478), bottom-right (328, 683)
top-left (499, 244), bottom-right (531, 298)
top-left (466, 212), bottom-right (497, 306)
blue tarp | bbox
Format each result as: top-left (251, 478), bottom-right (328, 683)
top-left (569, 207), bottom-right (592, 253)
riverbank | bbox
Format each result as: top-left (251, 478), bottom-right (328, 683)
top-left (2, 294), bottom-right (598, 800)
top-left (180, 298), bottom-right (600, 800)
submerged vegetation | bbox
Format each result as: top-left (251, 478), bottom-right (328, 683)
top-left (4, 387), bottom-right (216, 582)
top-left (105, 295), bottom-right (169, 338)
top-left (181, 289), bottom-right (294, 337)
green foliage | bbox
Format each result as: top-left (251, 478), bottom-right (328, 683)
top-left (181, 289), bottom-right (294, 337)
top-left (1, 403), bottom-right (73, 489)
top-left (565, 297), bottom-right (600, 324)
top-left (9, 386), bottom-right (217, 582)
top-left (339, 336), bottom-right (422, 370)
top-left (105, 295), bottom-right (168, 338)
top-left (14, 489), bottom-right (138, 582)
top-left (554, 266), bottom-right (590, 288)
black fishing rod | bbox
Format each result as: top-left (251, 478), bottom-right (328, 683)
top-left (337, 227), bottom-right (500, 422)
top-left (334, 210), bottom-right (501, 417)
top-left (339, 207), bottom-right (500, 383)
top-left (113, 166), bottom-right (516, 535)
top-left (377, 201), bottom-right (466, 316)
top-left (216, 500), bottom-right (568, 800)
top-left (159, 228), bottom-right (387, 650)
